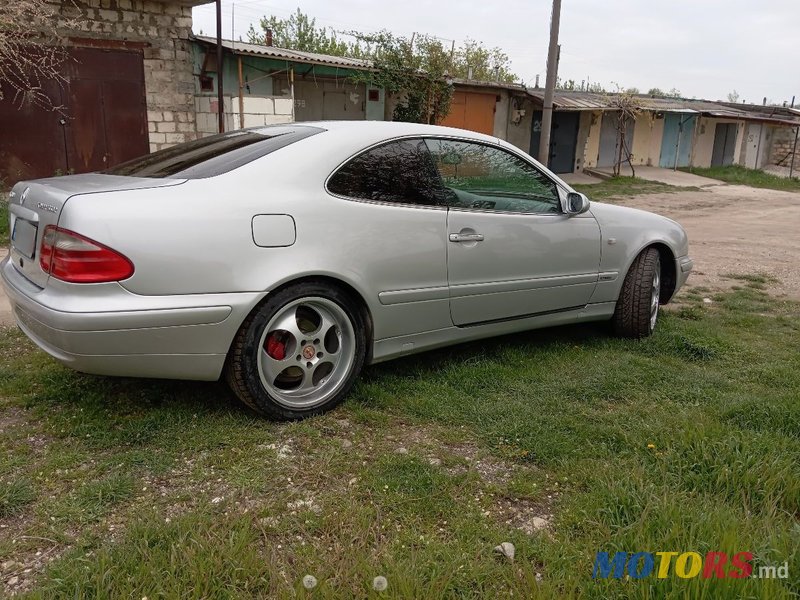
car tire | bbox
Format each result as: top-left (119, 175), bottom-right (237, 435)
top-left (612, 247), bottom-right (662, 339)
top-left (225, 282), bottom-right (367, 420)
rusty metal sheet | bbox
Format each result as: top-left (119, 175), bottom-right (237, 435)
top-left (0, 78), bottom-right (68, 185)
top-left (0, 46), bottom-right (148, 183)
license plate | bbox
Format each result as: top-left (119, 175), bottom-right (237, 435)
top-left (11, 218), bottom-right (38, 259)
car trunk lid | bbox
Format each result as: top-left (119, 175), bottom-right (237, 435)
top-left (7, 174), bottom-right (183, 288)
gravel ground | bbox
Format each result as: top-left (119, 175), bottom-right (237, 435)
top-left (612, 184), bottom-right (800, 299)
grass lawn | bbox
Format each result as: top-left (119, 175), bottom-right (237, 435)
top-left (573, 177), bottom-right (700, 200)
top-left (1, 282), bottom-right (798, 598)
top-left (680, 165), bottom-right (800, 192)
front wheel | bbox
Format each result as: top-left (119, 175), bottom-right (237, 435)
top-left (225, 282), bottom-right (367, 420)
top-left (612, 248), bottom-right (661, 338)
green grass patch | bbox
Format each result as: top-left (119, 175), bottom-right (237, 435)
top-left (573, 176), bottom-right (700, 200)
top-left (681, 165), bottom-right (800, 192)
top-left (0, 477), bottom-right (36, 517)
top-left (0, 285), bottom-right (799, 597)
top-left (721, 272), bottom-right (780, 290)
top-left (0, 196), bottom-right (8, 247)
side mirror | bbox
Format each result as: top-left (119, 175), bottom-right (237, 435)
top-left (565, 191), bottom-right (590, 215)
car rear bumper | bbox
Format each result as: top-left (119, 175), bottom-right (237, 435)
top-left (1, 257), bottom-right (263, 381)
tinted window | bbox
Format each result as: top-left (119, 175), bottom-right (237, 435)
top-left (425, 139), bottom-right (560, 214)
top-left (105, 126), bottom-right (323, 179)
top-left (327, 139), bottom-right (448, 206)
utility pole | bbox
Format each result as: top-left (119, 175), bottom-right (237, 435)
top-left (537, 0), bottom-right (562, 166)
top-left (216, 0), bottom-right (224, 133)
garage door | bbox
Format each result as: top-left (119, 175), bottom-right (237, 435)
top-left (529, 111), bottom-right (580, 173)
top-left (597, 112), bottom-right (634, 169)
top-left (439, 91), bottom-right (496, 135)
top-left (659, 114), bottom-right (696, 168)
top-left (711, 123), bottom-right (737, 167)
top-left (0, 47), bottom-right (148, 184)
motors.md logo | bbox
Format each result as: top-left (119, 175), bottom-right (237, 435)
top-left (593, 551), bottom-right (790, 580)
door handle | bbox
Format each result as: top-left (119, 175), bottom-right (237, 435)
top-left (449, 233), bottom-right (484, 243)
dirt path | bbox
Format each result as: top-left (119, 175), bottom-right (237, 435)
top-left (611, 184), bottom-right (800, 299)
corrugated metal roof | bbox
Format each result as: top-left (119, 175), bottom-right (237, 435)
top-left (193, 35), bottom-right (373, 70)
top-left (525, 89), bottom-right (800, 124)
top-left (450, 78), bottom-right (527, 93)
top-left (525, 90), bottom-right (610, 110)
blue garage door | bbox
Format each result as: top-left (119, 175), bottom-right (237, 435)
top-left (659, 114), bottom-right (696, 168)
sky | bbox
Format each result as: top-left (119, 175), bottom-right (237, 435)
top-left (193, 0), bottom-right (800, 105)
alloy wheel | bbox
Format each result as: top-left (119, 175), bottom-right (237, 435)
top-left (256, 297), bottom-right (356, 409)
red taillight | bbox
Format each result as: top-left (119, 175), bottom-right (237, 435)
top-left (39, 226), bottom-right (134, 283)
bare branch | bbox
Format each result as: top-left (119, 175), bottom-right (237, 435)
top-left (0, 0), bottom-right (85, 112)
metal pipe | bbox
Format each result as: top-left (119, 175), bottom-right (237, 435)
top-left (216, 0), bottom-right (224, 133)
top-left (238, 55), bottom-right (244, 129)
top-left (290, 65), bottom-right (295, 122)
top-left (538, 0), bottom-right (562, 166)
top-left (790, 126), bottom-right (799, 179)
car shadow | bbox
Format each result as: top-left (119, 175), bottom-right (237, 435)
top-left (362, 320), bottom-right (612, 381)
top-left (15, 321), bottom-right (613, 421)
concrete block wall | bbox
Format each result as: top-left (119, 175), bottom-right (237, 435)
top-left (195, 95), bottom-right (293, 137)
top-left (769, 125), bottom-right (800, 170)
top-left (57, 0), bottom-right (197, 152)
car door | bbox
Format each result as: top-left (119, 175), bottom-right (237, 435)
top-left (424, 138), bottom-right (602, 326)
top-left (325, 137), bottom-right (453, 339)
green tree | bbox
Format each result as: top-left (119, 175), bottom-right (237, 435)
top-left (246, 8), bottom-right (366, 57)
top-left (453, 39), bottom-right (516, 82)
top-left (648, 87), bottom-right (681, 98)
top-left (348, 31), bottom-right (454, 124)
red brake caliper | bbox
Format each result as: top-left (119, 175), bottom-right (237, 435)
top-left (265, 331), bottom-right (287, 360)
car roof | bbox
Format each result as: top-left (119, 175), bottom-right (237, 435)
top-left (260, 120), bottom-right (501, 145)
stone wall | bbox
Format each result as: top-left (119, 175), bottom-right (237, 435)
top-left (57, 0), bottom-right (197, 151)
top-left (769, 125), bottom-right (800, 171)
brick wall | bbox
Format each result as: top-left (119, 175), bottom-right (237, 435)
top-left (769, 125), bottom-right (800, 171)
top-left (57, 0), bottom-right (197, 151)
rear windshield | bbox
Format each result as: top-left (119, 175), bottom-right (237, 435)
top-left (105, 125), bottom-right (324, 179)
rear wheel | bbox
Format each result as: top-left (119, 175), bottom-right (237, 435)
top-left (226, 282), bottom-right (367, 420)
top-left (612, 247), bottom-right (661, 338)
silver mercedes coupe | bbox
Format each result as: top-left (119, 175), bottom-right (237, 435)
top-left (3, 121), bottom-right (692, 419)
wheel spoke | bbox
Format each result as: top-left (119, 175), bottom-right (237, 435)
top-left (260, 349), bottom-right (287, 384)
top-left (650, 268), bottom-right (661, 330)
top-left (271, 309), bottom-right (306, 343)
top-left (255, 297), bottom-right (357, 409)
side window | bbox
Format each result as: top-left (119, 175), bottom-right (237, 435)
top-left (327, 139), bottom-right (447, 206)
top-left (425, 139), bottom-right (561, 214)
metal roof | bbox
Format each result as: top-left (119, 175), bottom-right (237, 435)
top-left (449, 78), bottom-right (527, 93)
top-left (525, 90), bottom-right (610, 110)
top-left (525, 89), bottom-right (800, 124)
top-left (193, 36), bottom-right (373, 70)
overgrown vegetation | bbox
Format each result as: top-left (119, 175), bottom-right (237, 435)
top-left (246, 8), bottom-right (518, 123)
top-left (247, 9), bottom-right (517, 84)
top-left (682, 165), bottom-right (800, 192)
top-left (1, 281), bottom-right (798, 597)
